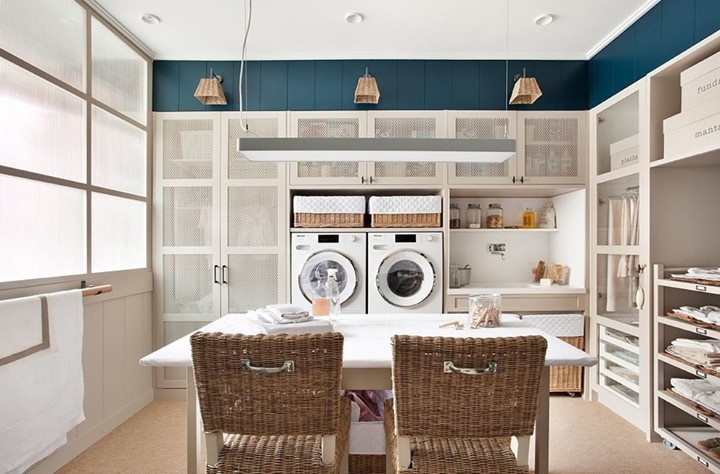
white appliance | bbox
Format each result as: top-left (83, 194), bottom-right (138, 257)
top-left (368, 232), bottom-right (443, 313)
top-left (291, 232), bottom-right (366, 314)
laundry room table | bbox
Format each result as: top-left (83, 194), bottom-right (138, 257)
top-left (140, 313), bottom-right (596, 474)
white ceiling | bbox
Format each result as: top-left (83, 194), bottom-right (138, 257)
top-left (91, 0), bottom-right (658, 61)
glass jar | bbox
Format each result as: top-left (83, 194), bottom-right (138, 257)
top-left (466, 204), bottom-right (482, 229)
top-left (538, 202), bottom-right (556, 229)
top-left (449, 203), bottom-right (461, 229)
top-left (522, 208), bottom-right (536, 228)
top-left (468, 294), bottom-right (502, 328)
top-left (486, 203), bottom-right (503, 229)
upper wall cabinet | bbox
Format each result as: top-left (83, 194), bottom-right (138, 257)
top-left (447, 111), bottom-right (518, 185)
top-left (517, 111), bottom-right (587, 185)
top-left (288, 111), bottom-right (446, 186)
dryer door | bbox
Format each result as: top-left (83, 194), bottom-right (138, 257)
top-left (375, 250), bottom-right (436, 307)
top-left (298, 251), bottom-right (358, 304)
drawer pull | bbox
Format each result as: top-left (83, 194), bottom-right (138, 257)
top-left (697, 413), bottom-right (709, 423)
top-left (696, 328), bottom-right (708, 335)
top-left (696, 285), bottom-right (707, 292)
top-left (697, 456), bottom-right (709, 468)
top-left (696, 370), bottom-right (708, 379)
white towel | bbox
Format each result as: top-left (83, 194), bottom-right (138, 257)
top-left (606, 198), bottom-right (623, 312)
top-left (0, 290), bottom-right (85, 474)
top-left (248, 312), bottom-right (334, 335)
top-left (265, 304), bottom-right (310, 319)
top-left (670, 378), bottom-right (720, 400)
top-left (695, 391), bottom-right (720, 414)
top-left (253, 308), bottom-right (313, 324)
top-left (672, 338), bottom-right (720, 354)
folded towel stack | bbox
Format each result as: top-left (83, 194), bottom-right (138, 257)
top-left (672, 267), bottom-right (720, 282)
top-left (673, 305), bottom-right (720, 324)
top-left (248, 304), bottom-right (334, 335)
top-left (671, 378), bottom-right (720, 413)
top-left (666, 338), bottom-right (720, 368)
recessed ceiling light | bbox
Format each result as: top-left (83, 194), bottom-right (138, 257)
top-left (345, 12), bottom-right (364, 24)
top-left (141, 13), bottom-right (161, 25)
top-left (535, 14), bottom-right (555, 26)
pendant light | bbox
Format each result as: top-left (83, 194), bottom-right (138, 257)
top-left (509, 68), bottom-right (542, 105)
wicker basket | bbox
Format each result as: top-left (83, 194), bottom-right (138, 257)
top-left (371, 212), bottom-right (441, 228)
top-left (294, 212), bottom-right (364, 228)
top-left (550, 335), bottom-right (584, 393)
top-left (349, 454), bottom-right (386, 474)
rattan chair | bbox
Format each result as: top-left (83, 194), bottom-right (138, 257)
top-left (384, 335), bottom-right (548, 474)
top-left (190, 331), bottom-right (350, 474)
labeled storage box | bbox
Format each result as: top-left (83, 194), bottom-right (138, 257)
top-left (609, 134), bottom-right (639, 171)
top-left (368, 195), bottom-right (441, 228)
top-left (663, 101), bottom-right (720, 161)
top-left (681, 50), bottom-right (720, 112)
top-left (520, 313), bottom-right (585, 394)
top-left (293, 195), bottom-right (365, 228)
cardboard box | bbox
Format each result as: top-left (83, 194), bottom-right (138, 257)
top-left (609, 134), bottom-right (639, 171)
top-left (663, 101), bottom-right (720, 160)
top-left (681, 50), bottom-right (720, 113)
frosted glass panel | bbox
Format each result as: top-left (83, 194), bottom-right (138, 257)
top-left (91, 18), bottom-right (147, 125)
top-left (0, 175), bottom-right (86, 282)
top-left (92, 193), bottom-right (147, 272)
top-left (0, 58), bottom-right (86, 182)
top-left (92, 106), bottom-right (147, 196)
top-left (0, 0), bottom-right (85, 90)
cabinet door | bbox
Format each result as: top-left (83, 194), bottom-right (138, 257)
top-left (518, 111), bottom-right (587, 185)
top-left (222, 112), bottom-right (287, 314)
top-left (367, 111), bottom-right (446, 185)
top-left (447, 111), bottom-right (517, 184)
top-left (153, 112), bottom-right (222, 388)
top-left (288, 111), bottom-right (367, 186)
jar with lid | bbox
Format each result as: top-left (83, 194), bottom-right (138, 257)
top-left (468, 294), bottom-right (502, 328)
top-left (466, 204), bottom-right (482, 229)
top-left (449, 203), bottom-right (461, 229)
top-left (486, 203), bottom-right (503, 229)
top-left (522, 208), bottom-right (536, 228)
top-left (538, 202), bottom-right (556, 229)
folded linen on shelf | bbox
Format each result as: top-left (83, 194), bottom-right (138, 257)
top-left (672, 267), bottom-right (720, 282)
top-left (247, 311), bottom-right (334, 335)
top-left (670, 377), bottom-right (720, 400)
top-left (672, 337), bottom-right (720, 354)
top-left (673, 306), bottom-right (720, 324)
top-left (253, 307), bottom-right (311, 324)
top-left (265, 303), bottom-right (310, 319)
top-left (695, 391), bottom-right (720, 415)
top-left (666, 346), bottom-right (720, 368)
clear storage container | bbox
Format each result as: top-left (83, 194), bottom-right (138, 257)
top-left (486, 203), bottom-right (503, 229)
top-left (468, 294), bottom-right (502, 328)
top-left (466, 204), bottom-right (482, 229)
top-left (449, 203), bottom-right (461, 229)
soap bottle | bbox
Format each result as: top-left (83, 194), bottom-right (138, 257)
top-left (522, 208), bottom-right (536, 228)
top-left (325, 268), bottom-right (340, 318)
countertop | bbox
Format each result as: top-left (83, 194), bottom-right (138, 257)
top-left (447, 283), bottom-right (586, 295)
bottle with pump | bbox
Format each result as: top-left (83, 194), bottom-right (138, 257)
top-left (325, 268), bottom-right (341, 318)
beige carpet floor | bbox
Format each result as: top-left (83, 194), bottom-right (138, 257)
top-left (59, 396), bottom-right (708, 473)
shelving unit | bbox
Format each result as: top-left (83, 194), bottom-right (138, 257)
top-left (654, 264), bottom-right (720, 472)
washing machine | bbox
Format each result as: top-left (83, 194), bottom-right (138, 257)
top-left (368, 232), bottom-right (443, 313)
top-left (291, 232), bottom-right (366, 314)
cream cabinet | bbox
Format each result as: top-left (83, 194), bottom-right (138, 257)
top-left (153, 111), bottom-right (288, 388)
top-left (288, 111), bottom-right (445, 186)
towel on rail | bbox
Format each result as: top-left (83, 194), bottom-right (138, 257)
top-left (0, 290), bottom-right (84, 474)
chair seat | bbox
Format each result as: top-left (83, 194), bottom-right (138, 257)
top-left (403, 436), bottom-right (526, 474)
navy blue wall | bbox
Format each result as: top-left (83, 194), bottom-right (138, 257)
top-left (153, 59), bottom-right (588, 112)
top-left (589, 0), bottom-right (720, 108)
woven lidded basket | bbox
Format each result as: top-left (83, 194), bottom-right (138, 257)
top-left (368, 195), bottom-right (441, 228)
top-left (293, 195), bottom-right (365, 228)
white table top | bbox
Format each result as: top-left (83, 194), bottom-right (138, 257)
top-left (141, 313), bottom-right (596, 369)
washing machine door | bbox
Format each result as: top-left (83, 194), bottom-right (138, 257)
top-left (376, 250), bottom-right (436, 307)
top-left (298, 251), bottom-right (358, 304)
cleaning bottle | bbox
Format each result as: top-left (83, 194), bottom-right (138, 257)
top-left (325, 268), bottom-right (341, 318)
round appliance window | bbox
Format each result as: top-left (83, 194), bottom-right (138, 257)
top-left (299, 251), bottom-right (358, 304)
top-left (376, 250), bottom-right (435, 307)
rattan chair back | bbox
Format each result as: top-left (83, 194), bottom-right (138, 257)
top-left (191, 331), bottom-right (344, 436)
top-left (391, 335), bottom-right (547, 439)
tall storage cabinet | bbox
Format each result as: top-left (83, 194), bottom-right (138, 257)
top-left (154, 111), bottom-right (288, 388)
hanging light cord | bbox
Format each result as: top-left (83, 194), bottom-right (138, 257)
top-left (239, 0), bottom-right (256, 135)
top-left (504, 0), bottom-right (509, 112)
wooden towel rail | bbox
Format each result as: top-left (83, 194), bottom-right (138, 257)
top-left (81, 284), bottom-right (113, 297)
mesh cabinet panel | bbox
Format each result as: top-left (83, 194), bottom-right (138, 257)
top-left (373, 117), bottom-right (438, 178)
top-left (162, 119), bottom-right (214, 179)
top-left (524, 118), bottom-right (578, 178)
top-left (227, 186), bottom-right (278, 247)
top-left (162, 186), bottom-right (213, 247)
top-left (226, 254), bottom-right (279, 314)
top-left (228, 117), bottom-right (279, 180)
top-left (162, 320), bottom-right (207, 381)
top-left (162, 254), bottom-right (214, 314)
top-left (453, 117), bottom-right (512, 178)
top-left (296, 118), bottom-right (360, 178)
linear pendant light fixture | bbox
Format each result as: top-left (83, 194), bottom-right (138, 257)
top-left (236, 0), bottom-right (516, 163)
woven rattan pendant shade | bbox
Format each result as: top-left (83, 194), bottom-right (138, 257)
top-left (509, 70), bottom-right (542, 105)
top-left (194, 75), bottom-right (227, 105)
top-left (354, 68), bottom-right (380, 104)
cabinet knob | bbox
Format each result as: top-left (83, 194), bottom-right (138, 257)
top-left (349, 235), bottom-right (358, 242)
top-left (426, 235), bottom-right (434, 242)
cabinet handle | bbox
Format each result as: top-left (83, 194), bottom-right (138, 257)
top-left (369, 176), bottom-right (374, 184)
top-left (222, 265), bottom-right (228, 284)
top-left (512, 176), bottom-right (516, 184)
top-left (696, 370), bottom-right (708, 379)
top-left (361, 176), bottom-right (366, 184)
top-left (697, 456), bottom-right (710, 468)
top-left (697, 413), bottom-right (709, 423)
top-left (520, 176), bottom-right (525, 184)
top-left (635, 287), bottom-right (645, 310)
top-left (213, 265), bottom-right (220, 284)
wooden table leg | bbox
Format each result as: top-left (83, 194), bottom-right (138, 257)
top-left (535, 366), bottom-right (550, 474)
top-left (187, 367), bottom-right (202, 474)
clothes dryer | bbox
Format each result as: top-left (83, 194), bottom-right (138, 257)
top-left (367, 232), bottom-right (443, 313)
top-left (291, 232), bottom-right (366, 314)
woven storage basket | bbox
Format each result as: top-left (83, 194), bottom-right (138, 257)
top-left (349, 454), bottom-right (386, 474)
top-left (551, 335), bottom-right (584, 393)
top-left (293, 196), bottom-right (365, 228)
top-left (368, 196), bottom-right (441, 228)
